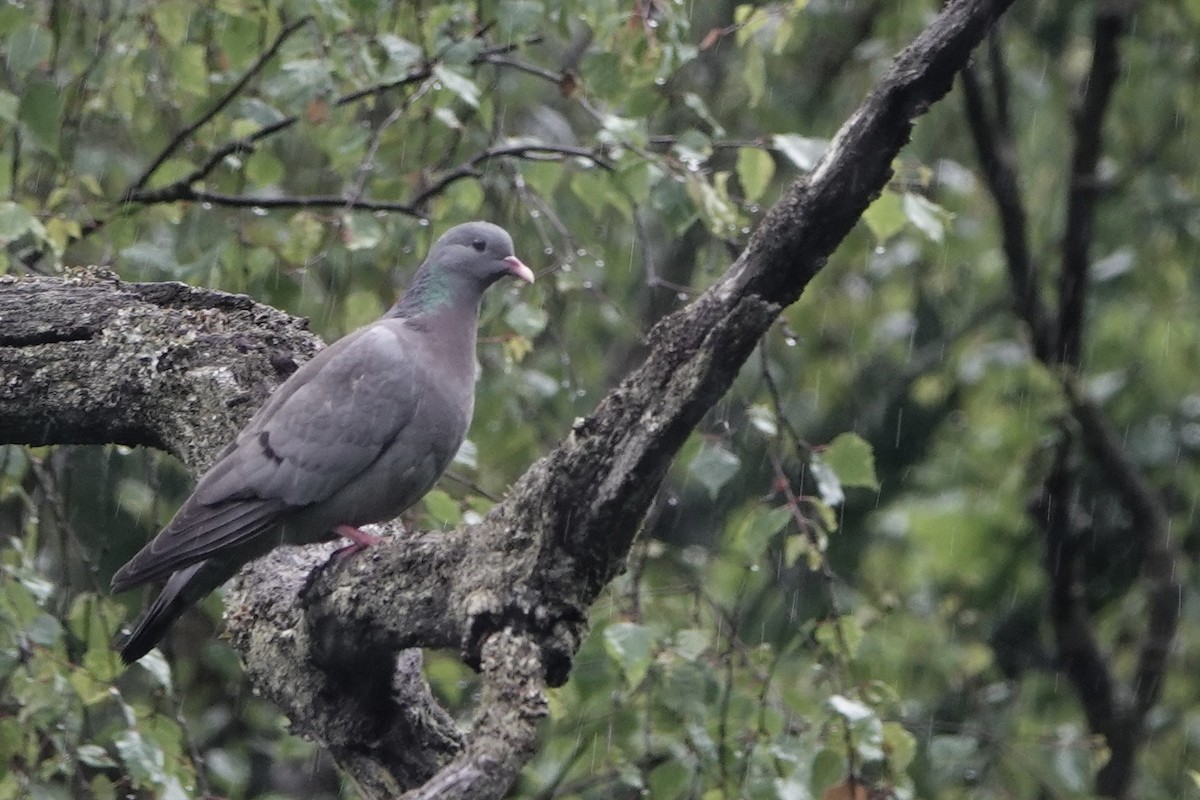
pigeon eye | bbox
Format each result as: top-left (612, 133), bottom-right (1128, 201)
top-left (471, 239), bottom-right (486, 252)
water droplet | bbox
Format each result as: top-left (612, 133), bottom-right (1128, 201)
top-left (582, 280), bottom-right (593, 289)
top-left (561, 263), bottom-right (572, 272)
top-left (530, 209), bottom-right (541, 218)
top-left (676, 292), bottom-right (688, 301)
top-left (595, 259), bottom-right (605, 267)
top-left (784, 337), bottom-right (797, 347)
top-left (576, 248), bottom-right (588, 257)
top-left (251, 206), bottom-right (267, 216)
top-left (200, 202), bottom-right (212, 210)
top-left (874, 245), bottom-right (885, 255)
top-left (653, 77), bottom-right (666, 86)
top-left (543, 246), bottom-right (554, 255)
top-left (418, 218), bottom-right (430, 227)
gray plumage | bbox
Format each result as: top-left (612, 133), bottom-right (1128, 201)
top-left (113, 221), bottom-right (533, 663)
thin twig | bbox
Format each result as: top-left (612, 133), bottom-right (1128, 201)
top-left (124, 15), bottom-right (315, 198)
top-left (126, 186), bottom-right (422, 216)
top-left (407, 143), bottom-right (611, 209)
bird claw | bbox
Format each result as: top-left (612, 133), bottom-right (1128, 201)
top-left (331, 525), bottom-right (382, 560)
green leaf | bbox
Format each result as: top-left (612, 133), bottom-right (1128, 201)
top-left (808, 453), bottom-right (843, 507)
top-left (742, 46), bottom-right (765, 106)
top-left (902, 192), bottom-right (951, 242)
top-left (244, 148), bottom-right (284, 187)
top-left (809, 749), bottom-right (844, 796)
top-left (115, 730), bottom-right (165, 787)
top-left (145, 158), bottom-right (194, 189)
top-left (688, 443), bottom-right (741, 499)
top-left (433, 64), bottom-right (480, 107)
top-left (423, 489), bottom-right (461, 527)
top-left (772, 134), bottom-right (825, 171)
top-left (90, 775), bottom-right (117, 800)
top-left (173, 44), bottom-right (208, 97)
top-left (686, 172), bottom-right (738, 235)
top-left (281, 211), bottom-right (325, 263)
top-left (882, 721), bottom-right (916, 772)
top-left (25, 612), bottom-right (61, 646)
top-left (505, 302), bottom-right (548, 338)
top-left (821, 432), bottom-right (879, 491)
top-left (496, 1), bottom-right (546, 38)
top-left (138, 649), bottom-right (173, 693)
top-left (0, 201), bottom-right (36, 244)
top-left (736, 147), bottom-right (774, 203)
top-left (453, 438), bottom-right (477, 469)
top-left (77, 744), bottom-right (117, 768)
top-left (815, 616), bottom-right (862, 659)
top-left (18, 78), bottom-right (62, 154)
top-left (341, 213), bottom-right (383, 251)
top-left (5, 24), bottom-right (52, 74)
top-left (151, 2), bottom-right (191, 46)
top-left (747, 403), bottom-right (777, 436)
top-left (731, 505), bottom-right (791, 560)
top-left (863, 189), bottom-right (905, 241)
top-left (604, 622), bottom-right (655, 687)
top-left (378, 34), bottom-right (422, 78)
top-left (927, 735), bottom-right (977, 789)
top-left (671, 628), bottom-right (710, 660)
top-left (0, 90), bottom-right (17, 123)
top-left (828, 694), bottom-right (872, 722)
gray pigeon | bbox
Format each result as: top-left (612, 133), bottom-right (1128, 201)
top-left (112, 221), bottom-right (534, 664)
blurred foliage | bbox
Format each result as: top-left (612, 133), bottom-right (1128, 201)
top-left (2, 0), bottom-right (1199, 798)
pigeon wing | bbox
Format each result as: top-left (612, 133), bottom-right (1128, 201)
top-left (111, 322), bottom-right (423, 590)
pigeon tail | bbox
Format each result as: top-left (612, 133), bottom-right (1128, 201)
top-left (118, 563), bottom-right (205, 664)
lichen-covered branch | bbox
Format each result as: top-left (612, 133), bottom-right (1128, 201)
top-left (0, 269), bottom-right (318, 471)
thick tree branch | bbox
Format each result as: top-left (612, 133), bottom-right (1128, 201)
top-left (1, 1), bottom-right (1015, 796)
top-left (0, 270), bottom-right (318, 471)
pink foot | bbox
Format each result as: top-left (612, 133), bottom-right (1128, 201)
top-left (331, 525), bottom-right (383, 559)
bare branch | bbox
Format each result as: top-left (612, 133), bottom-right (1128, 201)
top-left (407, 143), bottom-right (611, 209)
top-left (1056, 9), bottom-right (1127, 367)
top-left (1065, 381), bottom-right (1178, 721)
top-left (126, 186), bottom-right (422, 217)
top-left (960, 59), bottom-right (1053, 360)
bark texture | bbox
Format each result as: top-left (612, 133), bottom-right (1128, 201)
top-left (0, 1), bottom-right (1014, 797)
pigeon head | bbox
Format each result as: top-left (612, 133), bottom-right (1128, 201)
top-left (391, 221), bottom-right (533, 317)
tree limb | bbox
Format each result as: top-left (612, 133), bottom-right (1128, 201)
top-left (963, 6), bottom-right (1178, 798)
top-left (960, 52), bottom-right (1053, 361)
top-left (1057, 8), bottom-right (1127, 368)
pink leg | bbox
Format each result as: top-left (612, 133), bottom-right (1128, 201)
top-left (331, 525), bottom-right (383, 559)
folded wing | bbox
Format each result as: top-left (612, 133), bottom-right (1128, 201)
top-left (111, 323), bottom-right (422, 591)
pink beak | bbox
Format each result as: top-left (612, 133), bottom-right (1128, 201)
top-left (504, 255), bottom-right (535, 284)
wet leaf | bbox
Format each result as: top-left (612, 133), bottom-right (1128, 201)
top-left (689, 444), bottom-right (741, 499)
top-left (604, 622), bottom-right (655, 687)
top-left (821, 433), bottom-right (878, 491)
